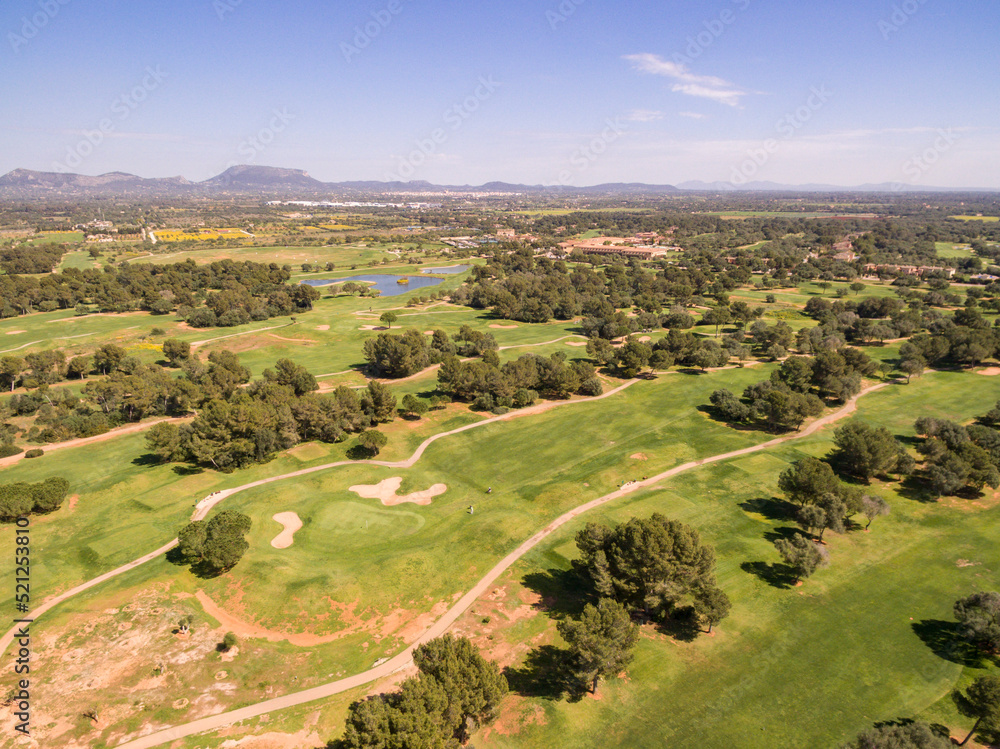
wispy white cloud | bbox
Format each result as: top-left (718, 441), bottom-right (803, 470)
top-left (623, 53), bottom-right (747, 107)
top-left (625, 109), bottom-right (664, 122)
top-left (679, 111), bottom-right (707, 120)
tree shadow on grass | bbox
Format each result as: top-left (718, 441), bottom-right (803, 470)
top-left (911, 619), bottom-right (986, 668)
top-left (895, 474), bottom-right (945, 503)
top-left (503, 644), bottom-right (577, 701)
top-left (346, 445), bottom-right (376, 461)
top-left (164, 547), bottom-right (225, 579)
top-left (763, 526), bottom-right (802, 544)
top-left (739, 496), bottom-right (798, 521)
top-left (172, 464), bottom-right (204, 476)
top-left (131, 452), bottom-right (164, 467)
top-left (520, 567), bottom-right (596, 622)
top-left (656, 606), bottom-right (702, 642)
top-left (695, 404), bottom-right (767, 433)
top-left (740, 560), bottom-right (798, 590)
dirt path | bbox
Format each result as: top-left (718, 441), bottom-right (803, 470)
top-left (497, 335), bottom-right (588, 351)
top-left (0, 417), bottom-right (192, 468)
top-left (109, 380), bottom-right (894, 749)
top-left (190, 322), bottom-right (295, 348)
top-left (0, 539), bottom-right (178, 658)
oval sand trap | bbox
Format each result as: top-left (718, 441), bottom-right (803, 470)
top-left (349, 477), bottom-right (447, 506)
top-left (270, 512), bottom-right (303, 549)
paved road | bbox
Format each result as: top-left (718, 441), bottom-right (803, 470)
top-left (112, 380), bottom-right (890, 749)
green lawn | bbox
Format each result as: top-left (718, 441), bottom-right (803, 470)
top-left (471, 371), bottom-right (1000, 749)
top-left (936, 241), bottom-right (975, 259)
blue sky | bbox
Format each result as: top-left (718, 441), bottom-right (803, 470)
top-left (2, 0), bottom-right (998, 187)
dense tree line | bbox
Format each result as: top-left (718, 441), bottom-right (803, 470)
top-left (0, 258), bottom-right (318, 326)
top-left (1, 345), bottom-right (394, 463)
top-left (914, 410), bottom-right (1000, 496)
top-left (146, 367), bottom-right (393, 471)
top-left (338, 635), bottom-right (507, 748)
top-left (0, 244), bottom-right (65, 274)
top-left (709, 347), bottom-right (877, 433)
top-left (574, 513), bottom-right (731, 632)
top-left (0, 477), bottom-right (70, 521)
top-left (437, 350), bottom-right (601, 412)
top-left (363, 325), bottom-right (498, 378)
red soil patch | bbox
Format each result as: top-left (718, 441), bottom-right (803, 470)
top-left (195, 591), bottom-right (347, 646)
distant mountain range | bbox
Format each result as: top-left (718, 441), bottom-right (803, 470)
top-left (675, 180), bottom-right (996, 193)
top-left (0, 165), bottom-right (994, 199)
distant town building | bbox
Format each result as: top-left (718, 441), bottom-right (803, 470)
top-left (863, 263), bottom-right (955, 278)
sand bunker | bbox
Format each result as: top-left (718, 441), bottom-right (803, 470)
top-left (316, 325), bottom-right (330, 331)
top-left (349, 477), bottom-right (447, 506)
top-left (977, 367), bottom-right (1000, 376)
top-left (638, 336), bottom-right (652, 342)
top-left (565, 341), bottom-right (588, 347)
top-left (270, 512), bottom-right (303, 549)
top-left (489, 324), bottom-right (519, 329)
top-left (5, 330), bottom-right (26, 335)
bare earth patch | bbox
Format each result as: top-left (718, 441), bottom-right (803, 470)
top-left (489, 324), bottom-right (519, 329)
top-left (349, 477), bottom-right (447, 506)
top-left (267, 334), bottom-right (314, 344)
top-left (194, 591), bottom-right (344, 646)
top-left (638, 335), bottom-right (652, 342)
top-left (977, 367), bottom-right (1000, 376)
top-left (630, 453), bottom-right (649, 461)
top-left (270, 512), bottom-right (303, 549)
